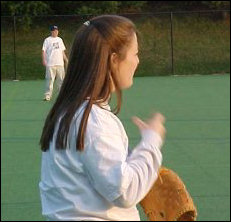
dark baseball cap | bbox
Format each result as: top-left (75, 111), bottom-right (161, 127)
top-left (50, 25), bottom-right (58, 31)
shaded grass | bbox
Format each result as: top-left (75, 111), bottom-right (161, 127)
top-left (1, 14), bottom-right (230, 79)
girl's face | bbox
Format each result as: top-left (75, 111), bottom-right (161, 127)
top-left (111, 33), bottom-right (139, 90)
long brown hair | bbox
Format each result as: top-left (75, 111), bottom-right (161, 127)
top-left (40, 15), bottom-right (137, 152)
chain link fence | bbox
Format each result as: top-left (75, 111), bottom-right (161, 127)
top-left (1, 10), bottom-right (230, 80)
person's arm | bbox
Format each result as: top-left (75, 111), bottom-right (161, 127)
top-left (80, 113), bottom-right (165, 208)
top-left (42, 50), bottom-right (46, 67)
top-left (112, 130), bottom-right (163, 208)
top-left (61, 39), bottom-right (68, 64)
top-left (80, 129), bottom-right (162, 208)
top-left (112, 114), bottom-right (165, 207)
top-left (42, 38), bottom-right (47, 67)
top-left (63, 50), bottom-right (68, 64)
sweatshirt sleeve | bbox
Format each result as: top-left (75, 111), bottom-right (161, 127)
top-left (79, 106), bottom-right (163, 208)
top-left (112, 130), bottom-right (163, 208)
top-left (80, 128), bottom-right (162, 208)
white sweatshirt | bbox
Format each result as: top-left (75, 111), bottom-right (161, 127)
top-left (39, 102), bottom-right (163, 221)
top-left (42, 36), bottom-right (66, 67)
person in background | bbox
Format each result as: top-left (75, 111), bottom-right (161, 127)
top-left (39, 15), bottom-right (166, 221)
top-left (42, 25), bottom-right (68, 101)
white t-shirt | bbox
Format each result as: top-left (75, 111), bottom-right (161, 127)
top-left (39, 102), bottom-right (163, 221)
top-left (42, 36), bottom-right (66, 67)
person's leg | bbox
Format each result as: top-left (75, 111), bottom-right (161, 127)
top-left (56, 66), bottom-right (65, 92)
top-left (44, 66), bottom-right (56, 100)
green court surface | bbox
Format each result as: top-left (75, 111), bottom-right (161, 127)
top-left (1, 74), bottom-right (230, 221)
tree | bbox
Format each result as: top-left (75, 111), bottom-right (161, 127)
top-left (202, 1), bottom-right (230, 10)
top-left (1, 1), bottom-right (50, 16)
top-left (1, 1), bottom-right (51, 29)
top-left (76, 1), bottom-right (120, 15)
top-left (119, 1), bottom-right (147, 13)
top-left (45, 1), bottom-right (147, 15)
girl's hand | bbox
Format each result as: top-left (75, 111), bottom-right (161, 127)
top-left (132, 113), bottom-right (166, 141)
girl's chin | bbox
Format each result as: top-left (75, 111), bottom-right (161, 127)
top-left (122, 80), bottom-right (133, 90)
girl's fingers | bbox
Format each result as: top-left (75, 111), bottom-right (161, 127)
top-left (153, 113), bottom-right (165, 123)
top-left (132, 116), bottom-right (147, 131)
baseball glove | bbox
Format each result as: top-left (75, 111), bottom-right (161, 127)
top-left (139, 167), bottom-right (197, 221)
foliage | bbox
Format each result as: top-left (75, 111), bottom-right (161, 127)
top-left (119, 1), bottom-right (147, 13)
top-left (146, 1), bottom-right (230, 12)
top-left (76, 1), bottom-right (120, 15)
top-left (1, 1), bottom-right (51, 30)
top-left (1, 1), bottom-right (147, 29)
top-left (1, 1), bottom-right (50, 16)
top-left (202, 1), bottom-right (230, 9)
top-left (3, 1), bottom-right (230, 18)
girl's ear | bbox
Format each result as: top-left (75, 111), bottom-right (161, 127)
top-left (110, 52), bottom-right (119, 72)
top-left (109, 53), bottom-right (118, 92)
